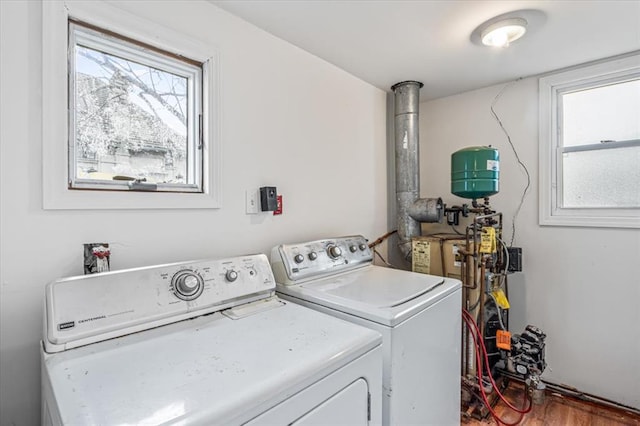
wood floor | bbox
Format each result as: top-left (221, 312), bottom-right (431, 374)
top-left (461, 383), bottom-right (640, 425)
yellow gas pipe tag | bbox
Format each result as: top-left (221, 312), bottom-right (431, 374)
top-left (480, 227), bottom-right (496, 254)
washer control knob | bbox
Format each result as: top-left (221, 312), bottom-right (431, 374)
top-left (294, 254), bottom-right (305, 264)
top-left (359, 243), bottom-right (367, 251)
top-left (225, 270), bottom-right (238, 282)
top-left (172, 270), bottom-right (204, 301)
top-left (308, 252), bottom-right (318, 261)
top-left (179, 275), bottom-right (200, 293)
top-left (327, 245), bottom-right (342, 259)
top-left (349, 245), bottom-right (358, 253)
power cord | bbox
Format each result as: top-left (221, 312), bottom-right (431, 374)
top-left (490, 78), bottom-right (531, 248)
top-left (369, 230), bottom-right (400, 269)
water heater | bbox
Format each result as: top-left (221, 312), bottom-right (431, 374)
top-left (451, 146), bottom-right (499, 200)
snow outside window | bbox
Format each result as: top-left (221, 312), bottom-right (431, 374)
top-left (539, 54), bottom-right (640, 228)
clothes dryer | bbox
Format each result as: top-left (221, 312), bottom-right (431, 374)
top-left (41, 254), bottom-right (383, 425)
top-left (272, 235), bottom-right (461, 426)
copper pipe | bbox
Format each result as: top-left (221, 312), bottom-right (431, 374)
top-left (368, 230), bottom-right (397, 249)
top-left (461, 208), bottom-right (505, 386)
top-left (461, 224), bottom-right (479, 290)
top-left (477, 255), bottom-right (488, 356)
top-left (439, 238), bottom-right (446, 277)
top-left (460, 251), bottom-right (478, 289)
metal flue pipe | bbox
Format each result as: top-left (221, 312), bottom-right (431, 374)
top-left (392, 81), bottom-right (442, 260)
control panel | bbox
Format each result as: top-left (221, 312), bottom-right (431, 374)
top-left (271, 235), bottom-right (373, 285)
top-left (44, 254), bottom-right (275, 353)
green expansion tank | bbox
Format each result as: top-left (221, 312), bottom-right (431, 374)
top-left (451, 146), bottom-right (500, 199)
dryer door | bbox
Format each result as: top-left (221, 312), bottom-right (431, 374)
top-left (246, 378), bottom-right (370, 425)
top-left (294, 378), bottom-right (369, 425)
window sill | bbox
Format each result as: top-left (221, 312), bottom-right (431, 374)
top-left (43, 186), bottom-right (221, 210)
top-left (539, 209), bottom-right (640, 229)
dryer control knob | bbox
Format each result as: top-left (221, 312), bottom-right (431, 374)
top-left (308, 252), bottom-right (318, 261)
top-left (172, 270), bottom-right (204, 301)
top-left (349, 245), bottom-right (357, 253)
top-left (225, 270), bottom-right (239, 282)
top-left (294, 254), bottom-right (305, 264)
top-left (359, 243), bottom-right (367, 251)
top-left (327, 245), bottom-right (342, 259)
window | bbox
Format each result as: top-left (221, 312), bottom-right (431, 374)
top-left (69, 21), bottom-right (203, 193)
top-left (43, 0), bottom-right (220, 209)
top-left (539, 54), bottom-right (640, 228)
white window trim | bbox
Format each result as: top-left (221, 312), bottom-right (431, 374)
top-left (539, 53), bottom-right (640, 228)
top-left (43, 0), bottom-right (221, 209)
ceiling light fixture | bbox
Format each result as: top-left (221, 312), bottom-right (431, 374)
top-left (470, 10), bottom-right (545, 49)
top-left (481, 17), bottom-right (527, 48)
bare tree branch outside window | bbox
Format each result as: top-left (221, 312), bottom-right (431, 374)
top-left (74, 44), bottom-right (189, 184)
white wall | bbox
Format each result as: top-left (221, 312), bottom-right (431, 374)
top-left (0, 1), bottom-right (387, 424)
top-left (420, 77), bottom-right (640, 409)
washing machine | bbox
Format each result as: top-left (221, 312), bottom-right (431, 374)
top-left (271, 235), bottom-right (462, 426)
top-left (41, 253), bottom-right (383, 425)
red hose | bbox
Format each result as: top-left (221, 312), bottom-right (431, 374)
top-left (463, 309), bottom-right (532, 415)
top-left (462, 309), bottom-right (532, 425)
top-left (463, 309), bottom-right (533, 414)
top-left (463, 312), bottom-right (527, 425)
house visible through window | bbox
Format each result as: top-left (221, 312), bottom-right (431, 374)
top-left (539, 54), bottom-right (640, 228)
top-left (69, 20), bottom-right (203, 192)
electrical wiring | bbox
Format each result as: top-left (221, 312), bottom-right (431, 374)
top-left (467, 293), bottom-right (483, 313)
top-left (368, 230), bottom-right (400, 269)
top-left (490, 236), bottom-right (510, 332)
top-left (450, 225), bottom-right (464, 236)
top-left (463, 309), bottom-right (532, 417)
top-left (488, 293), bottom-right (507, 331)
top-left (373, 247), bottom-right (398, 269)
top-left (497, 236), bottom-right (510, 282)
top-left (490, 79), bottom-right (531, 248)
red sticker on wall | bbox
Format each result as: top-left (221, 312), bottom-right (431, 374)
top-left (273, 195), bottom-right (283, 215)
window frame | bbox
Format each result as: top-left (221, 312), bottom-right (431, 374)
top-left (43, 0), bottom-right (221, 209)
top-left (68, 21), bottom-right (203, 193)
top-left (539, 53), bottom-right (640, 228)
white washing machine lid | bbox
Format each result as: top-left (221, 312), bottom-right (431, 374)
top-left (277, 265), bottom-right (461, 327)
top-left (42, 298), bottom-right (381, 425)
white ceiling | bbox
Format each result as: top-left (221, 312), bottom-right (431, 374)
top-left (210, 0), bottom-right (640, 100)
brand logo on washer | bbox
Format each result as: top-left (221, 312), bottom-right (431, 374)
top-left (78, 315), bottom-right (106, 324)
top-left (58, 321), bottom-right (75, 331)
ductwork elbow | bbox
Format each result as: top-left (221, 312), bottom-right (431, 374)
top-left (408, 197), bottom-right (443, 223)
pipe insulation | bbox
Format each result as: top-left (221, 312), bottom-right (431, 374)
top-left (392, 81), bottom-right (442, 260)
